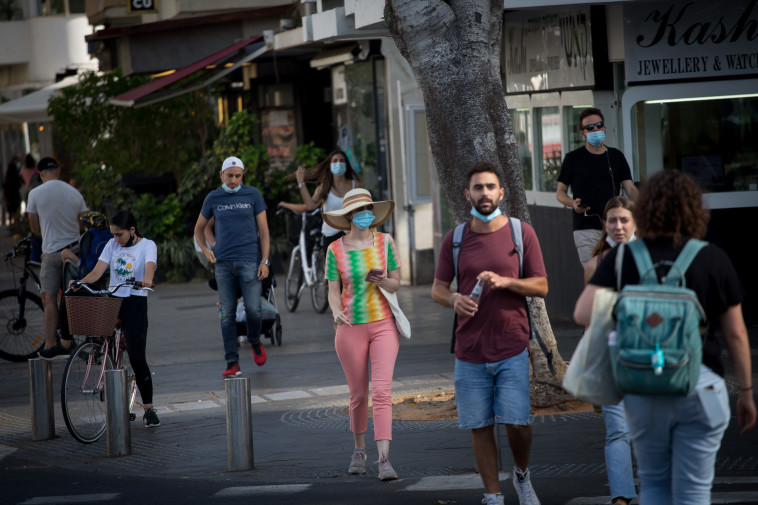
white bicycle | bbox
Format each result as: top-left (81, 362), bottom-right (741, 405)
top-left (279, 207), bottom-right (329, 313)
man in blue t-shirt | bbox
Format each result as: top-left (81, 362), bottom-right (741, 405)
top-left (194, 156), bottom-right (271, 377)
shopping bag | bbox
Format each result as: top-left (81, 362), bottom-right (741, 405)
top-left (562, 288), bottom-right (622, 405)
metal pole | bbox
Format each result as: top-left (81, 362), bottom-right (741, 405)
top-left (225, 377), bottom-right (253, 471)
top-left (28, 358), bottom-right (54, 441)
top-left (105, 369), bottom-right (131, 457)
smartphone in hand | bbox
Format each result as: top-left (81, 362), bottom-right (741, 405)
top-left (365, 268), bottom-right (384, 282)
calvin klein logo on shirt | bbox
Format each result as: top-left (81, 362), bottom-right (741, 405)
top-left (217, 203), bottom-right (252, 211)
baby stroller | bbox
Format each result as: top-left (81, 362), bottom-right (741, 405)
top-left (234, 276), bottom-right (281, 347)
top-left (197, 237), bottom-right (282, 346)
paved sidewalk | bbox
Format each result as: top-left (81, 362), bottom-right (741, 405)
top-left (1, 226), bottom-right (756, 490)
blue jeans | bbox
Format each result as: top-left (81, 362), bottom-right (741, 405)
top-left (454, 348), bottom-right (532, 429)
top-left (624, 366), bottom-right (730, 505)
top-left (215, 260), bottom-right (262, 363)
top-left (602, 401), bottom-right (637, 501)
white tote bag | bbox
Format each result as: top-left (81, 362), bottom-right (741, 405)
top-left (378, 234), bottom-right (411, 339)
top-left (562, 288), bottom-right (622, 405)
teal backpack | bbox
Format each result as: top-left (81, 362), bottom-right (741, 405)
top-left (611, 239), bottom-right (707, 396)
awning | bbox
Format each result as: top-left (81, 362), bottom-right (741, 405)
top-left (110, 36), bottom-right (267, 108)
top-left (0, 75), bottom-right (82, 124)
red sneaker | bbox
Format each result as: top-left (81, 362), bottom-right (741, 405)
top-left (252, 343), bottom-right (267, 366)
top-left (222, 362), bottom-right (241, 378)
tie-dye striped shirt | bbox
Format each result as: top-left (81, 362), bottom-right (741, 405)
top-left (326, 232), bottom-right (401, 324)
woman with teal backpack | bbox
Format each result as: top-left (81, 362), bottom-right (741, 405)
top-left (574, 171), bottom-right (755, 505)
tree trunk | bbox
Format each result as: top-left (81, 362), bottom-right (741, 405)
top-left (386, 0), bottom-right (570, 405)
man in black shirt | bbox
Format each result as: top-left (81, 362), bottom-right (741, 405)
top-left (556, 107), bottom-right (638, 267)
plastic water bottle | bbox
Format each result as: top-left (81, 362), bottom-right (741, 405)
top-left (651, 343), bottom-right (665, 375)
top-left (608, 331), bottom-right (617, 346)
top-left (469, 278), bottom-right (484, 301)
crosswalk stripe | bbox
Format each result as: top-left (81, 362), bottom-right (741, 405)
top-left (19, 494), bottom-right (120, 504)
top-left (566, 492), bottom-right (758, 505)
top-left (215, 484), bottom-right (311, 496)
top-left (405, 473), bottom-right (511, 491)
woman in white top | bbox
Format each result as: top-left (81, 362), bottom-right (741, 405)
top-left (76, 210), bottom-right (160, 428)
top-left (278, 149), bottom-right (362, 250)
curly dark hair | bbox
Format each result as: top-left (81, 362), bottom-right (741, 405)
top-left (634, 171), bottom-right (709, 245)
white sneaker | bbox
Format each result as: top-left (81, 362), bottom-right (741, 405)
top-left (481, 493), bottom-right (505, 505)
top-left (512, 468), bottom-right (540, 505)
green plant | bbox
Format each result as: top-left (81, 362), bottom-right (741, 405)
top-left (156, 237), bottom-right (200, 283)
top-left (47, 70), bottom-right (215, 211)
top-left (131, 193), bottom-right (182, 242)
top-left (294, 141), bottom-right (325, 167)
top-left (177, 110), bottom-right (269, 214)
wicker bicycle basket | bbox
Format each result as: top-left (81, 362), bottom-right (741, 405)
top-left (65, 295), bottom-right (123, 337)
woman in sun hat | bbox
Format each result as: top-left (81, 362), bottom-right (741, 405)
top-left (323, 188), bottom-right (402, 481)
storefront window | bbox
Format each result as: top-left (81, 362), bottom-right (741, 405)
top-left (534, 106), bottom-right (561, 192)
top-left (409, 107), bottom-right (432, 201)
top-left (343, 61), bottom-right (379, 197)
top-left (511, 108), bottom-right (533, 191)
top-left (634, 94), bottom-right (758, 193)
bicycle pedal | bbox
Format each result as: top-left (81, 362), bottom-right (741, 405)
top-left (129, 413), bottom-right (136, 422)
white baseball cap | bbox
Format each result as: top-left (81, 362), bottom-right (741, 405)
top-left (221, 156), bottom-right (244, 171)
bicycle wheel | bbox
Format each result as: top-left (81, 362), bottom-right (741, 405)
top-left (310, 249), bottom-right (329, 313)
top-left (285, 249), bottom-right (304, 312)
top-left (61, 340), bottom-right (112, 443)
top-left (0, 289), bottom-right (45, 362)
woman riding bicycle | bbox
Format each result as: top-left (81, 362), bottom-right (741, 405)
top-left (278, 149), bottom-right (362, 250)
top-left (74, 210), bottom-right (160, 428)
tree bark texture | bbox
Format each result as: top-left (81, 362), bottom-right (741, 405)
top-left (386, 0), bottom-right (569, 403)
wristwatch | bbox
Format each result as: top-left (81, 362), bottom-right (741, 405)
top-left (261, 259), bottom-right (270, 266)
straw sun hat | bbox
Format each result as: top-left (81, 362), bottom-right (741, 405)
top-left (322, 188), bottom-right (395, 231)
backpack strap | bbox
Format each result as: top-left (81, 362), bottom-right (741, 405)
top-left (450, 223), bottom-right (466, 354)
top-left (509, 217), bottom-right (524, 278)
top-left (627, 240), bottom-right (658, 285)
top-left (452, 223), bottom-right (466, 283)
top-left (615, 242), bottom-right (626, 291)
top-left (666, 239), bottom-right (707, 287)
top-left (510, 217), bottom-right (555, 375)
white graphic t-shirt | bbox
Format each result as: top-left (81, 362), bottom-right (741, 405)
top-left (98, 237), bottom-right (158, 298)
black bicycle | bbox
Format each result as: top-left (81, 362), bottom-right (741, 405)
top-left (0, 236), bottom-right (45, 361)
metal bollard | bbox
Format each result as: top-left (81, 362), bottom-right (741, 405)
top-left (29, 358), bottom-right (54, 441)
top-left (225, 377), bottom-right (254, 471)
top-left (105, 369), bottom-right (131, 457)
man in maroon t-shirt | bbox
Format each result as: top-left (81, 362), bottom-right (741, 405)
top-left (432, 162), bottom-right (548, 505)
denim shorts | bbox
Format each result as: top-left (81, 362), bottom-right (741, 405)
top-left (454, 348), bottom-right (532, 429)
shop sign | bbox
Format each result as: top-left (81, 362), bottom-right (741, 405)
top-left (128, 0), bottom-right (158, 14)
top-left (625, 0), bottom-right (758, 83)
top-left (504, 7), bottom-right (595, 93)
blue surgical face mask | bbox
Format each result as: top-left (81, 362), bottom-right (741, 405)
top-left (586, 131), bottom-right (605, 147)
top-left (352, 210), bottom-right (375, 230)
top-left (330, 161), bottom-right (347, 176)
top-left (222, 183), bottom-right (241, 193)
top-left (470, 206), bottom-right (502, 223)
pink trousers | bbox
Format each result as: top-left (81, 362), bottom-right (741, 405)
top-left (335, 317), bottom-right (399, 441)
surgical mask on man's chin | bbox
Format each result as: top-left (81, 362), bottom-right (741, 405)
top-left (586, 131), bottom-right (605, 147)
top-left (222, 183), bottom-right (241, 193)
top-left (470, 206), bottom-right (502, 223)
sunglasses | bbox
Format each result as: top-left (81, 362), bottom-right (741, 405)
top-left (581, 121), bottom-right (604, 132)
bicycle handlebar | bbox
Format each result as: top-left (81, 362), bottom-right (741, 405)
top-left (66, 277), bottom-right (154, 296)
